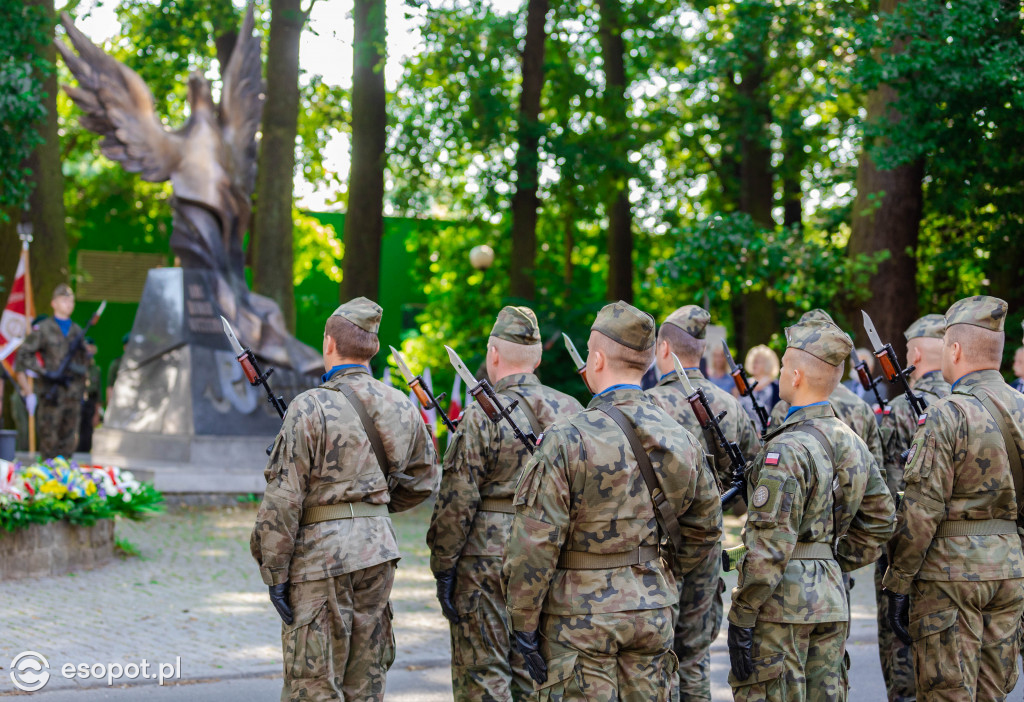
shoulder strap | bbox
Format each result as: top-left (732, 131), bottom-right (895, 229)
top-left (503, 389), bottom-right (542, 436)
top-left (785, 421), bottom-right (842, 550)
top-left (336, 384), bottom-right (390, 479)
top-left (599, 405), bottom-right (685, 558)
top-left (966, 388), bottom-right (1024, 523)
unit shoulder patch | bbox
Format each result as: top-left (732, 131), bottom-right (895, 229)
top-left (752, 484), bottom-right (771, 508)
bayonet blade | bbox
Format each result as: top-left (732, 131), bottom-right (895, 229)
top-left (721, 339), bottom-right (739, 373)
top-left (445, 345), bottom-right (479, 389)
top-left (861, 311), bottom-right (885, 353)
top-left (220, 315), bottom-right (245, 356)
top-left (95, 300), bottom-right (107, 318)
top-left (562, 333), bottom-right (586, 371)
top-left (850, 345), bottom-right (863, 365)
top-left (389, 346), bottom-right (415, 384)
top-left (672, 353), bottom-right (697, 396)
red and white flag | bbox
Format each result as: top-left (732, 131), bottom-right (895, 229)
top-left (449, 374), bottom-right (463, 422)
top-left (0, 247), bottom-right (29, 363)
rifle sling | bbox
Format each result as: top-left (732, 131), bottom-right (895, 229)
top-left (335, 384), bottom-right (390, 480)
top-left (503, 389), bottom-right (542, 436)
top-left (599, 405), bottom-right (685, 559)
top-left (785, 422), bottom-right (841, 551)
top-left (967, 388), bottom-right (1024, 525)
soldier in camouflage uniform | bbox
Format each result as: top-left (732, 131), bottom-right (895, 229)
top-left (502, 301), bottom-right (723, 701)
top-left (250, 297), bottom-right (440, 702)
top-left (883, 296), bottom-right (1024, 701)
top-left (426, 306), bottom-right (582, 701)
top-left (647, 304), bottom-right (760, 701)
top-left (873, 314), bottom-right (950, 702)
top-left (728, 317), bottom-right (894, 701)
top-left (14, 284), bottom-right (88, 459)
top-left (770, 310), bottom-right (884, 469)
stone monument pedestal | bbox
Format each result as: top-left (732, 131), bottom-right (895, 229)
top-left (92, 268), bottom-right (320, 493)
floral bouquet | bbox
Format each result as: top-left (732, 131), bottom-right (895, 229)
top-left (0, 457), bottom-right (163, 533)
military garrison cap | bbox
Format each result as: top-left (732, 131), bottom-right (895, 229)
top-left (799, 308), bottom-right (835, 325)
top-left (662, 305), bottom-right (711, 339)
top-left (785, 318), bottom-right (853, 366)
top-left (904, 314), bottom-right (946, 340)
top-left (944, 295), bottom-right (1007, 332)
top-left (490, 306), bottom-right (541, 345)
top-left (52, 283), bottom-right (73, 299)
top-left (592, 301), bottom-right (655, 351)
top-left (331, 297), bottom-right (382, 334)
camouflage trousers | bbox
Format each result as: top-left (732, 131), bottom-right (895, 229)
top-left (37, 391), bottom-right (80, 460)
top-left (450, 556), bottom-right (531, 701)
top-left (280, 560), bottom-right (396, 702)
top-left (908, 578), bottom-right (1024, 701)
top-left (874, 560), bottom-right (915, 701)
top-left (671, 549), bottom-right (724, 701)
top-left (534, 607), bottom-right (678, 701)
top-left (728, 620), bottom-right (848, 702)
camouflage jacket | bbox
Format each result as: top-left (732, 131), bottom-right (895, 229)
top-left (880, 370), bottom-right (951, 499)
top-left (647, 368), bottom-right (762, 489)
top-left (771, 383), bottom-right (884, 472)
top-left (882, 370), bottom-right (1024, 594)
top-left (14, 317), bottom-right (88, 397)
top-left (502, 386), bottom-right (723, 632)
top-left (426, 372), bottom-right (582, 573)
top-left (729, 403), bottom-right (894, 627)
top-left (250, 365), bottom-right (439, 586)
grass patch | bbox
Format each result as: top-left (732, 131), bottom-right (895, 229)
top-left (115, 536), bottom-right (142, 559)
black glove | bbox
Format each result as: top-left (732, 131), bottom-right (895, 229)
top-left (269, 582), bottom-right (294, 625)
top-left (727, 623), bottom-right (755, 681)
top-left (434, 567), bottom-right (459, 624)
top-left (512, 629), bottom-right (547, 685)
top-left (886, 590), bottom-right (912, 646)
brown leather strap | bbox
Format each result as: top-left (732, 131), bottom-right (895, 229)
top-left (301, 502), bottom-right (389, 525)
top-left (790, 542), bottom-right (834, 560)
top-left (335, 384), bottom-right (390, 480)
top-left (503, 390), bottom-right (542, 437)
top-left (935, 519), bottom-right (1018, 537)
top-left (599, 406), bottom-right (685, 559)
top-left (557, 545), bottom-right (660, 570)
top-left (478, 497), bottom-right (515, 514)
top-left (968, 388), bottom-right (1024, 525)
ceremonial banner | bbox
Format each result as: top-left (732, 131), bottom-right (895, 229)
top-left (0, 248), bottom-right (28, 363)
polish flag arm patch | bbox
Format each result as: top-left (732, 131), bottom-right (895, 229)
top-left (765, 452), bottom-right (781, 466)
top-left (917, 413), bottom-right (928, 426)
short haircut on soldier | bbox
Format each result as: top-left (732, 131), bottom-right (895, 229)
top-left (489, 337), bottom-right (542, 368)
top-left (907, 337), bottom-right (943, 367)
top-left (945, 324), bottom-right (1004, 366)
top-left (325, 315), bottom-right (380, 360)
top-left (592, 331), bottom-right (654, 373)
top-left (790, 348), bottom-right (844, 394)
top-left (658, 324), bottom-right (706, 366)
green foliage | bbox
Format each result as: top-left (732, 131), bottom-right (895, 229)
top-left (114, 536), bottom-right (143, 558)
top-left (0, 482), bottom-right (164, 533)
top-left (0, 0), bottom-right (51, 218)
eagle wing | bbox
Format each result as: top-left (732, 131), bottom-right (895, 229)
top-left (219, 2), bottom-right (265, 197)
top-left (55, 13), bottom-right (181, 182)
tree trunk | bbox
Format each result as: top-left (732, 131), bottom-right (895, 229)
top-left (508, 0), bottom-right (550, 302)
top-left (341, 0), bottom-right (387, 303)
top-left (597, 0), bottom-right (633, 303)
top-left (251, 0), bottom-right (306, 331)
top-left (847, 0), bottom-right (923, 362)
top-left (25, 0), bottom-right (68, 308)
top-left (735, 38), bottom-right (777, 349)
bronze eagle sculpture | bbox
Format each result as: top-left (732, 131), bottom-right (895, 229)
top-left (55, 5), bottom-right (320, 373)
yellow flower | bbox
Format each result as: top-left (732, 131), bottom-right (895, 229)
top-left (85, 481), bottom-right (97, 496)
top-left (40, 479), bottom-right (68, 499)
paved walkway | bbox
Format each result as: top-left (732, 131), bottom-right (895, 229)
top-left (1, 504), bottom-right (1004, 700)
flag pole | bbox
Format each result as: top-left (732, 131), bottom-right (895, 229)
top-left (17, 222), bottom-right (36, 455)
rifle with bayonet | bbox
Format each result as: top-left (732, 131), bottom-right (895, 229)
top-left (562, 333), bottom-right (591, 394)
top-left (390, 345), bottom-right (457, 434)
top-left (861, 311), bottom-right (927, 418)
top-left (850, 346), bottom-right (889, 419)
top-left (721, 340), bottom-right (769, 436)
top-left (445, 345), bottom-right (536, 453)
top-left (44, 301), bottom-right (106, 402)
top-left (672, 353), bottom-right (749, 509)
top-left (222, 316), bottom-right (287, 455)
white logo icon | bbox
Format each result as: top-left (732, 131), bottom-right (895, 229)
top-left (10, 651), bottom-right (50, 692)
